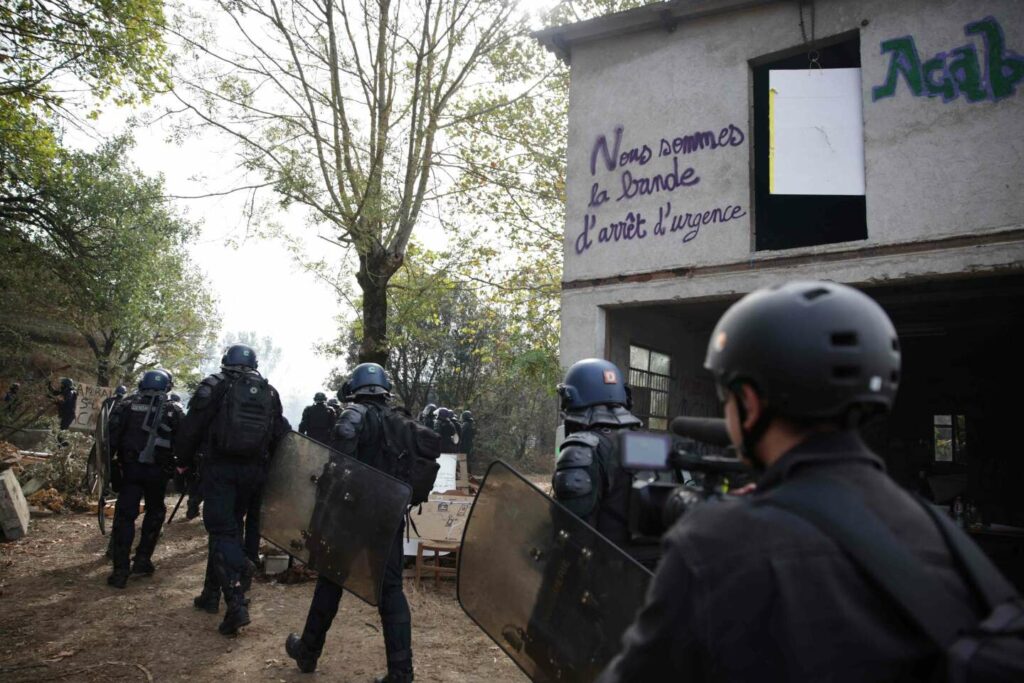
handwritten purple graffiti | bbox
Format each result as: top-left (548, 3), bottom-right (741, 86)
top-left (590, 124), bottom-right (745, 176)
top-left (573, 202), bottom-right (747, 255)
top-left (872, 16), bottom-right (1023, 103)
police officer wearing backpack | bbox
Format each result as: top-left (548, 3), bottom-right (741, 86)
top-left (597, 281), bottom-right (1023, 682)
top-left (299, 392), bottom-right (335, 443)
top-left (285, 362), bottom-right (415, 682)
top-left (106, 369), bottom-right (183, 588)
top-left (552, 359), bottom-right (662, 567)
top-left (175, 344), bottom-right (286, 636)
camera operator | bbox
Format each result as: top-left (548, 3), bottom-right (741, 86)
top-left (553, 358), bottom-right (670, 568)
top-left (597, 280), bottom-right (1009, 682)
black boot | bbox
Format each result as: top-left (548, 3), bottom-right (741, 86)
top-left (285, 633), bottom-right (319, 673)
top-left (131, 556), bottom-right (155, 575)
top-left (374, 670), bottom-right (414, 683)
top-left (107, 542), bottom-right (130, 588)
top-left (219, 588), bottom-right (250, 636)
top-left (193, 588), bottom-right (220, 614)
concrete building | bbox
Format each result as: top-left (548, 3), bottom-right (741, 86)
top-left (536, 0), bottom-right (1024, 554)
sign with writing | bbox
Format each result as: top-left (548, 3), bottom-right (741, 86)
top-left (70, 383), bottom-right (114, 432)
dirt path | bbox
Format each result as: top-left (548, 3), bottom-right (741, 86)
top-left (0, 503), bottom-right (528, 682)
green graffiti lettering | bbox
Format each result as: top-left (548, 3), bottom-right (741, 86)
top-left (966, 16), bottom-right (1024, 100)
top-left (922, 54), bottom-right (956, 100)
top-left (947, 45), bottom-right (987, 102)
top-left (873, 36), bottom-right (924, 100)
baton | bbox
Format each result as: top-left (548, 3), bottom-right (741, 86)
top-left (167, 486), bottom-right (188, 524)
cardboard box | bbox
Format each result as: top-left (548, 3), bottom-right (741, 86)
top-left (407, 493), bottom-right (474, 544)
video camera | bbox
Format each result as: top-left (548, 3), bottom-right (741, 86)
top-left (619, 417), bottom-right (750, 541)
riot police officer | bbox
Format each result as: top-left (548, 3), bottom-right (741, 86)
top-left (175, 344), bottom-right (286, 636)
top-left (434, 407), bottom-right (460, 452)
top-left (326, 397), bottom-right (342, 419)
top-left (285, 363), bottom-right (414, 682)
top-left (100, 385), bottom-right (127, 413)
top-left (552, 359), bottom-right (661, 567)
top-left (299, 392), bottom-right (335, 443)
top-left (460, 410), bottom-right (476, 469)
top-left (49, 377), bottom-right (78, 430)
top-left (106, 370), bottom-right (183, 588)
top-left (597, 281), bottom-right (1007, 682)
top-left (419, 403), bottom-right (437, 430)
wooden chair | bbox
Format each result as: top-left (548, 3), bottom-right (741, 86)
top-left (415, 540), bottom-right (460, 589)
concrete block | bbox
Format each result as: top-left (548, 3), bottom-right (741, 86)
top-left (0, 469), bottom-right (30, 540)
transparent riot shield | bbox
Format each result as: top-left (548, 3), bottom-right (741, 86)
top-left (458, 461), bottom-right (653, 683)
top-left (260, 432), bottom-right (412, 605)
top-left (93, 401), bottom-right (112, 535)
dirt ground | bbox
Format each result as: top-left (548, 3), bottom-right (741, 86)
top-left (0, 503), bottom-right (528, 682)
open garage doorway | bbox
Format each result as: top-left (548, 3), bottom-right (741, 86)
top-left (603, 271), bottom-right (1024, 587)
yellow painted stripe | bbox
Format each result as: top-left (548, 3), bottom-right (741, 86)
top-left (769, 87), bottom-right (777, 194)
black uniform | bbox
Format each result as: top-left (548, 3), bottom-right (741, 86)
top-left (54, 385), bottom-right (78, 429)
top-left (175, 368), bottom-right (286, 630)
top-left (552, 407), bottom-right (663, 567)
top-left (459, 417), bottom-right (475, 456)
top-left (436, 416), bottom-right (461, 453)
top-left (108, 392), bottom-right (183, 576)
top-left (596, 431), bottom-right (987, 682)
top-left (296, 398), bottom-right (413, 676)
top-left (298, 402), bottom-right (336, 443)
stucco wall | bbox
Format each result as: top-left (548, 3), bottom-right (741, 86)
top-left (562, 0), bottom-right (1024, 283)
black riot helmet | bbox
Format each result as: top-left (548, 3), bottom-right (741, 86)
top-left (139, 369), bottom-right (173, 393)
top-left (170, 393), bottom-right (182, 404)
top-left (314, 391), bottom-right (327, 403)
top-left (436, 407), bottom-right (454, 420)
top-left (704, 280), bottom-right (901, 422)
top-left (327, 397), bottom-right (340, 408)
top-left (115, 385), bottom-right (127, 397)
top-left (222, 344), bottom-right (258, 370)
top-left (558, 358), bottom-right (631, 411)
top-left (340, 363), bottom-right (392, 400)
top-left (421, 403), bottom-right (437, 416)
top-left (461, 410), bottom-right (473, 421)
top-left (60, 377), bottom-right (74, 390)
top-left (558, 359), bottom-right (640, 430)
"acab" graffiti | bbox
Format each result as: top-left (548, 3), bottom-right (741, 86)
top-left (872, 16), bottom-right (1023, 103)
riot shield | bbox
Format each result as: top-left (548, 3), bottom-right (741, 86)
top-left (260, 431), bottom-right (412, 605)
top-left (458, 461), bottom-right (653, 683)
top-left (93, 401), bottom-right (112, 535)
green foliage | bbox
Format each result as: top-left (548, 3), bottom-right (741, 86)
top-left (0, 1), bottom-right (173, 259)
top-left (1, 137), bottom-right (219, 388)
top-left (324, 244), bottom-right (560, 471)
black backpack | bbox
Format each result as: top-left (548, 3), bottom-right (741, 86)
top-left (764, 477), bottom-right (1024, 683)
top-left (211, 372), bottom-right (276, 459)
top-left (378, 405), bottom-right (441, 505)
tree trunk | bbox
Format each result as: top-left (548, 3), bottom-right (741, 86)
top-left (356, 247), bottom-right (403, 366)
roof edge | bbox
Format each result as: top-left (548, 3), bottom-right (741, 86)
top-left (532, 0), bottom-right (782, 64)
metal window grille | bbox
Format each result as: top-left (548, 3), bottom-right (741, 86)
top-left (933, 414), bottom-right (967, 463)
top-left (628, 345), bottom-right (671, 430)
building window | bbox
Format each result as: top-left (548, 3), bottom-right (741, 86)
top-left (752, 33), bottom-right (867, 251)
top-left (629, 344), bottom-right (671, 430)
top-left (933, 414), bottom-right (967, 462)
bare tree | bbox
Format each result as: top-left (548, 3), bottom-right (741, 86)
top-left (172, 0), bottom-right (527, 365)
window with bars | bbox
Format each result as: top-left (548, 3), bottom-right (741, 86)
top-left (629, 344), bottom-right (671, 430)
top-left (933, 414), bottom-right (967, 462)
